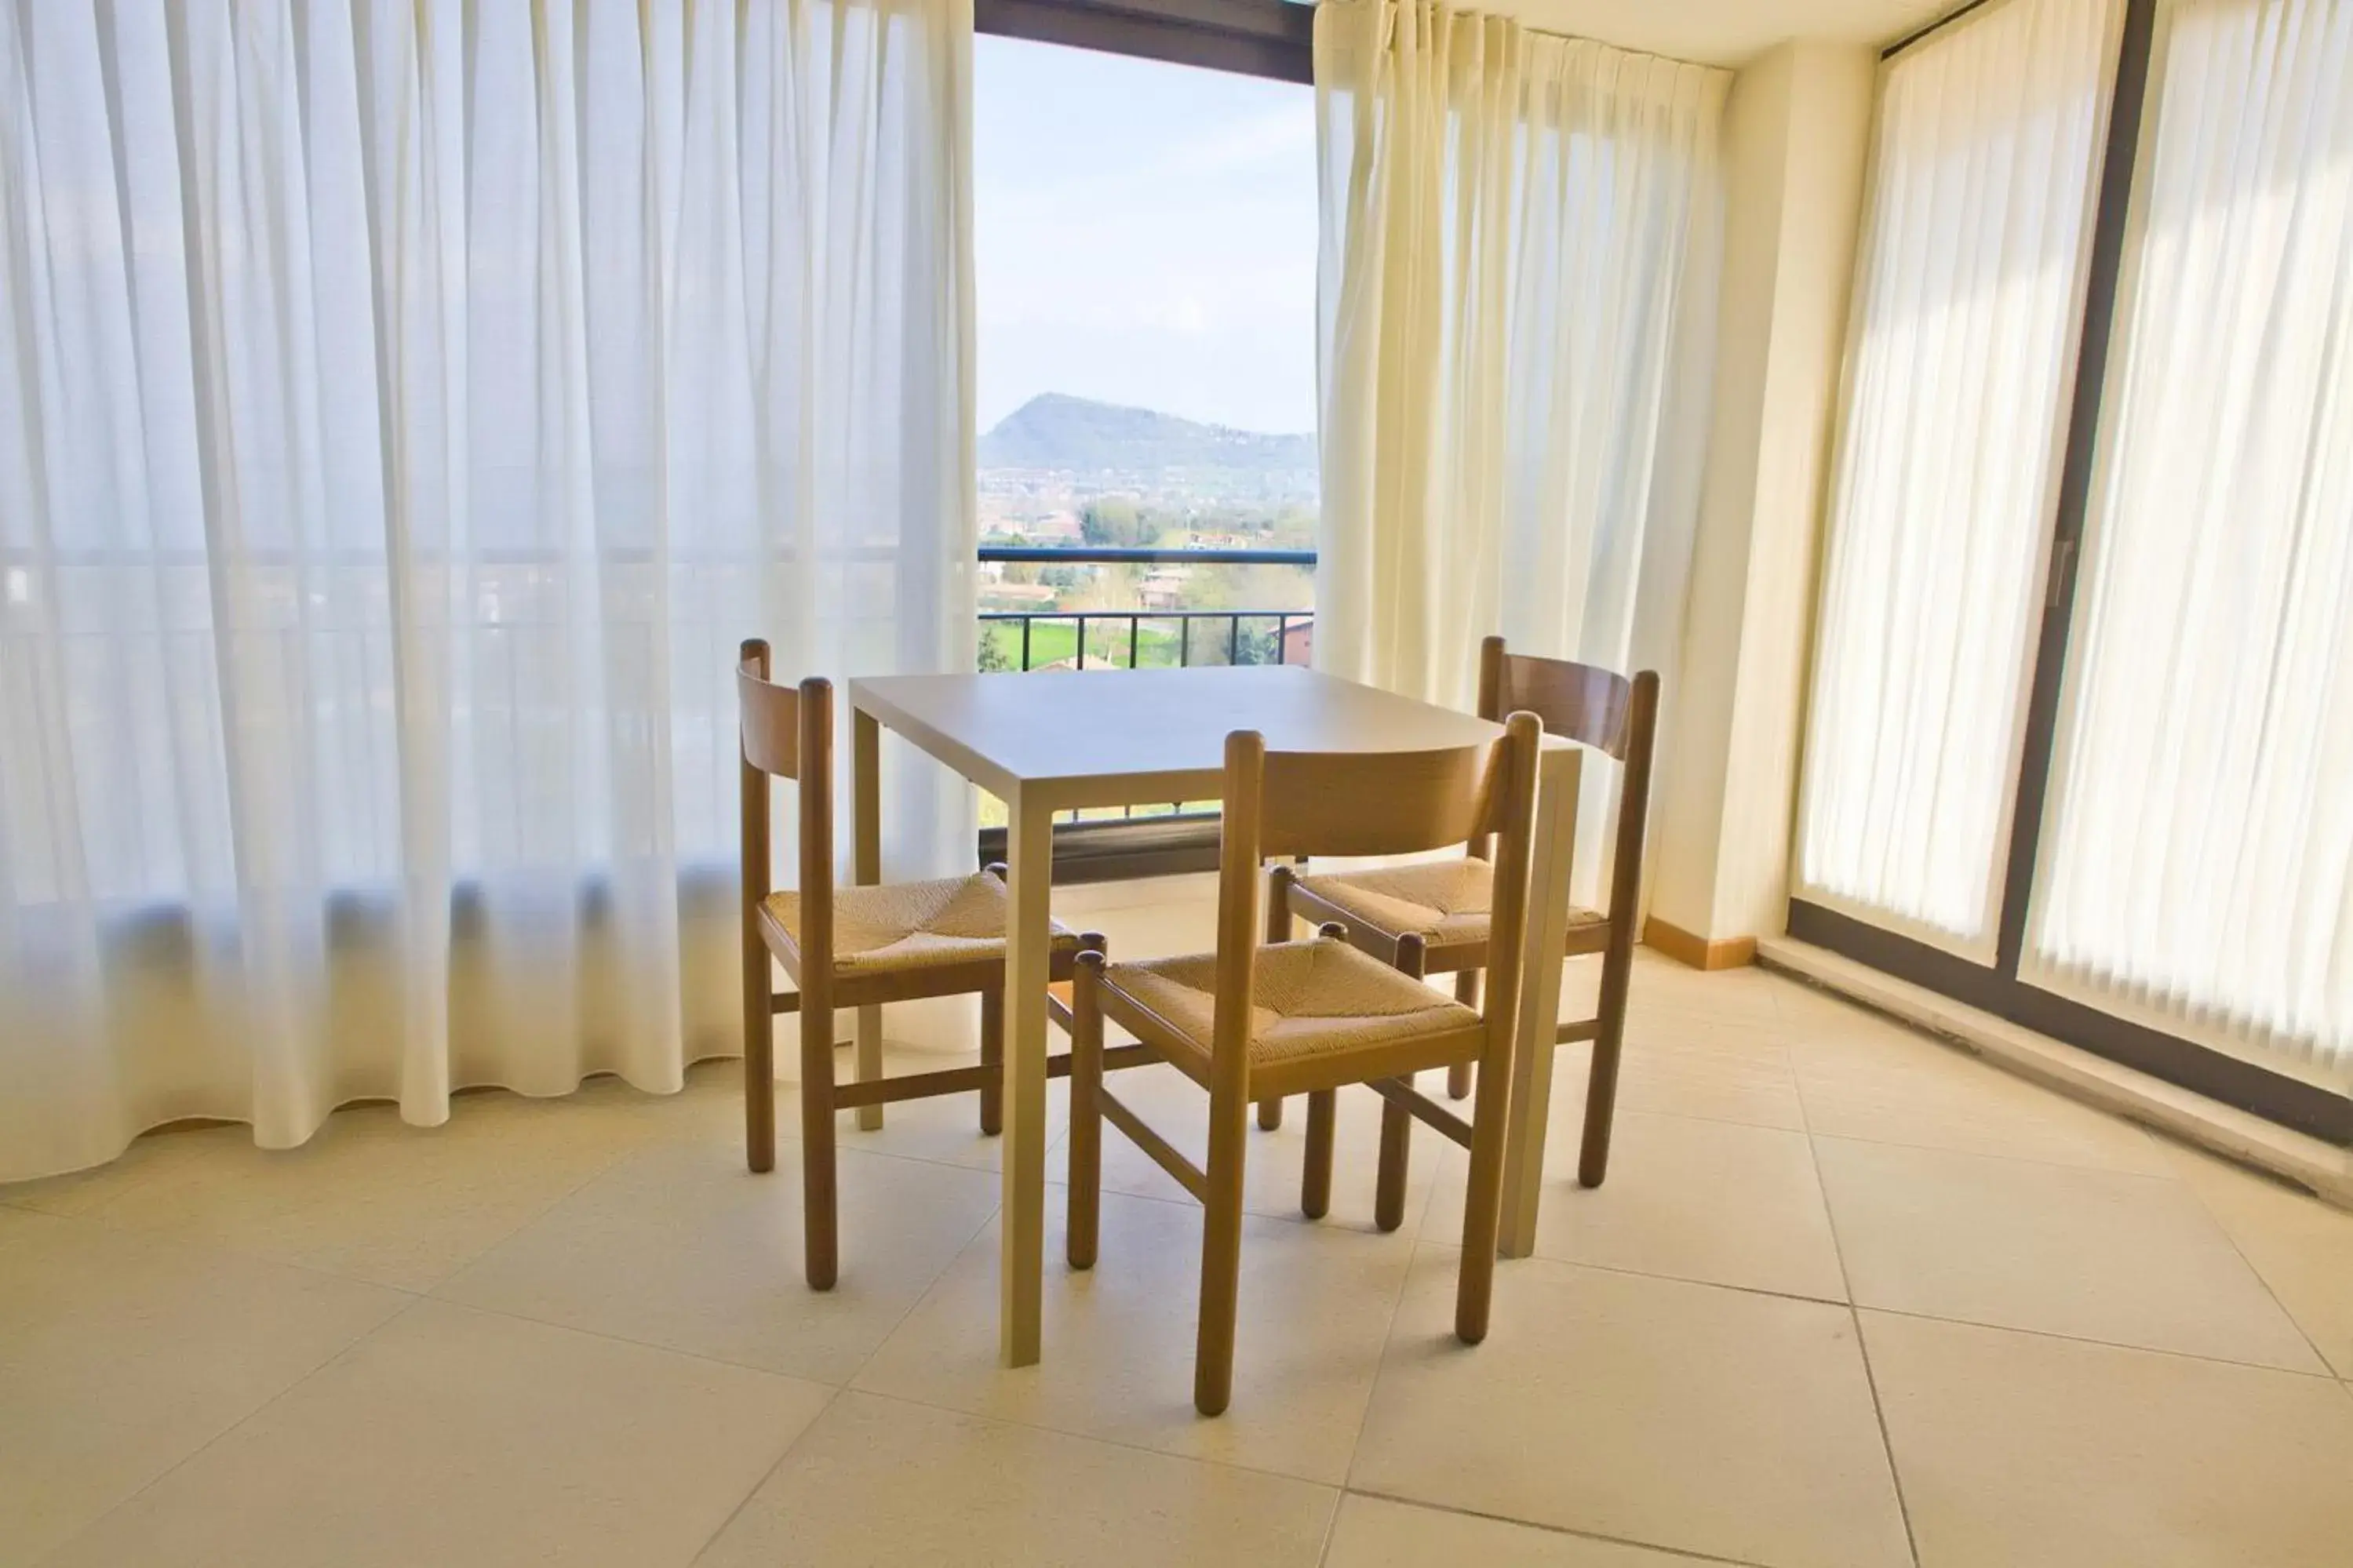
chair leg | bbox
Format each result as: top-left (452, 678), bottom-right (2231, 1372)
top-left (1301, 1089), bottom-right (1335, 1219)
top-left (979, 984), bottom-right (1004, 1136)
top-left (1257, 865), bottom-right (1292, 1135)
top-left (1455, 1039), bottom-right (1513, 1344)
top-left (1066, 956), bottom-right (1104, 1270)
top-left (854, 1004), bottom-right (885, 1131)
top-left (1374, 1093), bottom-right (1411, 1232)
top-left (744, 984), bottom-right (776, 1176)
top-left (1375, 934), bottom-right (1426, 1233)
top-left (1578, 993), bottom-right (1629, 1190)
top-left (1446, 969), bottom-right (1482, 1100)
top-left (1197, 1073), bottom-right (1249, 1417)
top-left (799, 988), bottom-right (839, 1290)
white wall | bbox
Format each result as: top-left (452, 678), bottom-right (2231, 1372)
top-left (1648, 39), bottom-right (1877, 947)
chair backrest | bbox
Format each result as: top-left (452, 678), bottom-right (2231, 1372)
top-left (1210, 715), bottom-right (1546, 1086)
top-left (738, 639), bottom-right (833, 959)
top-left (1476, 636), bottom-right (1659, 931)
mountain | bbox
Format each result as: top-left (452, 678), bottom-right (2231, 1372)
top-left (979, 393), bottom-right (1315, 478)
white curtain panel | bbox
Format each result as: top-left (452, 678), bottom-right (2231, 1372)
top-left (0, 0), bottom-right (976, 1181)
top-left (2029, 0), bottom-right (2353, 1083)
top-left (1794, 0), bottom-right (2119, 950)
top-left (1312, 0), bottom-right (1723, 711)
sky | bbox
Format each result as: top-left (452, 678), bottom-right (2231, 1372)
top-left (973, 37), bottom-right (1320, 438)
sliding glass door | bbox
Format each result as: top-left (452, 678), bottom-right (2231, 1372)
top-left (1796, 0), bottom-right (2121, 954)
top-left (2030, 0), bottom-right (2353, 1086)
top-left (1792, 0), bottom-right (2352, 1141)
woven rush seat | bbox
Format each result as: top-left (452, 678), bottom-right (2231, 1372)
top-left (1292, 857), bottom-right (1608, 953)
top-left (1100, 937), bottom-right (1477, 1067)
top-left (763, 872), bottom-right (1079, 975)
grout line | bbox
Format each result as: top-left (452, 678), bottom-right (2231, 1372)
top-left (821, 1182), bottom-right (1403, 1493)
top-left (1849, 1301), bottom-right (2344, 1381)
top-left (678, 1384), bottom-right (850, 1566)
top-left (825, 1383), bottom-right (1351, 1493)
top-left (1801, 1119), bottom-right (2182, 1183)
top-left (1339, 1485), bottom-right (1771, 1566)
top-left (1326, 1199), bottom-right (1422, 1522)
top-left (1802, 1120), bottom-right (1921, 1568)
top-left (1406, 1231), bottom-right (1855, 1312)
top-left (833, 1178), bottom-right (1008, 1395)
top-left (2160, 1151), bottom-right (2339, 1378)
top-left (33, 1293), bottom-right (431, 1566)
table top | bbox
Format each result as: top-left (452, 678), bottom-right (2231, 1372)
top-left (850, 665), bottom-right (1510, 809)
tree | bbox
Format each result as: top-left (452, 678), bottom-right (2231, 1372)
top-left (1079, 497), bottom-right (1153, 549)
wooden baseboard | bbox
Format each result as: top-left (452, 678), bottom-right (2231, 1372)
top-left (1642, 917), bottom-right (1757, 971)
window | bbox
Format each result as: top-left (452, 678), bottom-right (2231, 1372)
top-left (1795, 0), bottom-right (2118, 950)
top-left (1790, 0), bottom-right (2351, 1139)
top-left (974, 33), bottom-right (1318, 677)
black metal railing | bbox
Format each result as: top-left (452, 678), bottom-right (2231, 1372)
top-left (974, 544), bottom-right (1315, 879)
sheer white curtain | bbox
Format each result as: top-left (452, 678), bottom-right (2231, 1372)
top-left (0, 0), bottom-right (975, 1182)
top-left (1312, 0), bottom-right (1723, 712)
top-left (2030, 0), bottom-right (2353, 1084)
top-left (1794, 0), bottom-right (2118, 950)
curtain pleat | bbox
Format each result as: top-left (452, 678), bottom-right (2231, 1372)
top-left (1794, 0), bottom-right (2119, 948)
top-left (2029, 0), bottom-right (2353, 1082)
top-left (1313, 0), bottom-right (1724, 898)
top-left (0, 0), bottom-right (977, 1181)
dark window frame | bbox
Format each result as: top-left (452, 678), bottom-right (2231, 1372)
top-left (1794, 0), bottom-right (2351, 1146)
top-left (974, 0), bottom-right (1313, 82)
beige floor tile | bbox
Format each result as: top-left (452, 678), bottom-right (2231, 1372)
top-left (0, 1210), bottom-right (406, 1568)
top-left (437, 1137), bottom-right (1000, 1382)
top-left (854, 1188), bottom-right (1411, 1483)
top-left (1324, 1494), bottom-right (1718, 1566)
top-left (1084, 1062), bottom-right (1443, 1236)
top-left (694, 1390), bottom-right (1335, 1567)
top-left (1352, 1250), bottom-right (1910, 1568)
top-left (47, 1092), bottom-right (657, 1291)
top-left (0, 1130), bottom-right (194, 1217)
top-left (830, 1043), bottom-right (1073, 1173)
top-left (1622, 951), bottom-right (1793, 1031)
top-left (1792, 1028), bottom-right (2169, 1174)
top-left (1424, 1108), bottom-right (1845, 1301)
top-left (1816, 1137), bottom-right (2322, 1371)
top-left (1863, 1310), bottom-right (2353, 1568)
top-left (1073, 888), bottom-right (1222, 960)
top-left (2165, 1141), bottom-right (2353, 1377)
top-left (1607, 1025), bottom-right (1809, 1131)
top-left (44, 1298), bottom-right (827, 1568)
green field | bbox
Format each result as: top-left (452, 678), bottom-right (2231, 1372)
top-left (980, 616), bottom-right (1289, 672)
top-left (982, 619), bottom-right (1179, 670)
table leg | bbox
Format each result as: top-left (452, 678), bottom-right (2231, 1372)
top-left (998, 788), bottom-right (1054, 1367)
top-left (1499, 747), bottom-right (1580, 1259)
top-left (852, 709), bottom-right (884, 1130)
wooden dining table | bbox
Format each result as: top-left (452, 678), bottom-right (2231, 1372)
top-left (849, 664), bottom-right (1585, 1367)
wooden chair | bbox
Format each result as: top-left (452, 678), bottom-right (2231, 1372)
top-left (738, 640), bottom-right (1124, 1290)
top-left (1065, 713), bottom-right (1543, 1415)
top-left (1273, 637), bottom-right (1659, 1188)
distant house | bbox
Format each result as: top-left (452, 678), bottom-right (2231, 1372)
top-left (1281, 618), bottom-right (1313, 666)
top-left (1138, 567), bottom-right (1189, 610)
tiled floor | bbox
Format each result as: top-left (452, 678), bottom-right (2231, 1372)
top-left (5, 881), bottom-right (2351, 1567)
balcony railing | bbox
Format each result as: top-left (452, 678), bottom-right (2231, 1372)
top-left (975, 544), bottom-right (1314, 880)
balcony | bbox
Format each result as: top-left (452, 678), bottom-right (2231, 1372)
top-left (974, 544), bottom-right (1313, 879)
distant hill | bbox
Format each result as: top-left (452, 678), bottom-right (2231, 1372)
top-left (980, 393), bottom-right (1316, 478)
